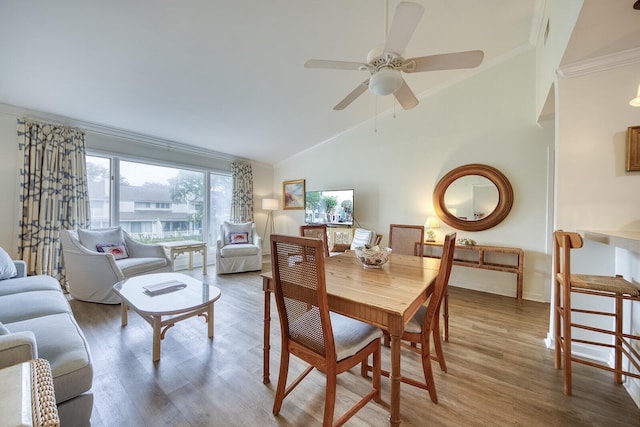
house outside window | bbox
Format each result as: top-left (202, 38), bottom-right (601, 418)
top-left (85, 155), bottom-right (232, 250)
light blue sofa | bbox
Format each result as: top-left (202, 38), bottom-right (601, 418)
top-left (0, 260), bottom-right (93, 427)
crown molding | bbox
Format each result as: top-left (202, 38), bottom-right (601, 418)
top-left (558, 47), bottom-right (640, 78)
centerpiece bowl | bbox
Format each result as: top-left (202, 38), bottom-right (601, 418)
top-left (354, 246), bottom-right (392, 269)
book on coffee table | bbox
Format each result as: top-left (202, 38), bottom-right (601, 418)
top-left (143, 280), bottom-right (187, 295)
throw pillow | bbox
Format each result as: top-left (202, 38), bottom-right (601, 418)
top-left (78, 227), bottom-right (125, 253)
top-left (222, 221), bottom-right (253, 245)
top-left (0, 247), bottom-right (17, 280)
top-left (227, 232), bottom-right (249, 245)
top-left (0, 321), bottom-right (10, 335)
top-left (96, 243), bottom-right (130, 260)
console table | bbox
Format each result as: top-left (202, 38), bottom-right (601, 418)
top-left (423, 241), bottom-right (524, 304)
top-left (162, 240), bottom-right (207, 275)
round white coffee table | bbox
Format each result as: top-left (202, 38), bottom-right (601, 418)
top-left (113, 272), bottom-right (221, 362)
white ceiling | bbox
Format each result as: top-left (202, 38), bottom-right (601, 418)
top-left (0, 1), bottom-right (637, 165)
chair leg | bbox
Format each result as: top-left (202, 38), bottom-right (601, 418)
top-left (323, 371), bottom-right (337, 427)
top-left (432, 317), bottom-right (447, 373)
top-left (554, 279), bottom-right (562, 370)
top-left (614, 294), bottom-right (623, 384)
top-left (373, 344), bottom-right (381, 403)
top-left (421, 338), bottom-right (438, 403)
top-left (563, 283), bottom-right (572, 396)
top-left (273, 351), bottom-right (290, 415)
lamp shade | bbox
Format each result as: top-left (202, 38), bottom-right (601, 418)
top-left (630, 83), bottom-right (640, 107)
top-left (262, 198), bottom-right (279, 211)
top-left (369, 69), bottom-right (403, 96)
top-left (425, 217), bottom-right (440, 229)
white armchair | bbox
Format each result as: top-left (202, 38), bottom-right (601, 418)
top-left (60, 227), bottom-right (171, 304)
top-left (215, 221), bottom-right (262, 274)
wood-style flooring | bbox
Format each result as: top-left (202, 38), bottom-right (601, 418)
top-left (68, 261), bottom-right (640, 426)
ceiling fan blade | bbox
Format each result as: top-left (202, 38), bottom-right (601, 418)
top-left (384, 2), bottom-right (425, 55)
top-left (305, 59), bottom-right (368, 71)
top-left (334, 80), bottom-right (370, 110)
top-left (404, 50), bottom-right (485, 73)
top-left (394, 79), bottom-right (419, 110)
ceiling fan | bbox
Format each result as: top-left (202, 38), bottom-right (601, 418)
top-left (305, 1), bottom-right (484, 111)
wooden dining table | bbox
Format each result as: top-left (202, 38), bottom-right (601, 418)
top-left (261, 250), bottom-right (441, 427)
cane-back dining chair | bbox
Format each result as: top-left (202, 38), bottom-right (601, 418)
top-left (270, 234), bottom-right (382, 426)
top-left (374, 232), bottom-right (456, 404)
top-left (553, 230), bottom-right (640, 395)
top-left (300, 224), bottom-right (330, 258)
top-left (388, 224), bottom-right (425, 257)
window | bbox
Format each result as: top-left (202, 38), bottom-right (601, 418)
top-left (209, 173), bottom-right (233, 242)
top-left (86, 156), bottom-right (111, 229)
top-left (85, 155), bottom-right (232, 249)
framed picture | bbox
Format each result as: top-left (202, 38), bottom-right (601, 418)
top-left (283, 179), bottom-right (305, 210)
top-left (627, 126), bottom-right (640, 172)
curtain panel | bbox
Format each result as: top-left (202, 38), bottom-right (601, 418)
top-left (230, 160), bottom-right (253, 223)
top-left (17, 119), bottom-right (90, 284)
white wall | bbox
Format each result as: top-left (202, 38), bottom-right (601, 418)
top-left (556, 64), bottom-right (640, 231)
top-left (0, 112), bottom-right (21, 255)
top-left (274, 49), bottom-right (554, 302)
top-left (0, 108), bottom-right (274, 255)
top-left (535, 0), bottom-right (583, 120)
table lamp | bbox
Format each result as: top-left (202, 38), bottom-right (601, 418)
top-left (261, 198), bottom-right (278, 241)
top-left (425, 217), bottom-right (440, 242)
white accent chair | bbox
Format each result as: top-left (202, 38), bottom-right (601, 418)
top-left (60, 227), bottom-right (171, 304)
top-left (215, 221), bottom-right (262, 274)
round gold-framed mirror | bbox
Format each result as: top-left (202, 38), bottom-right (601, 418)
top-left (433, 164), bottom-right (513, 232)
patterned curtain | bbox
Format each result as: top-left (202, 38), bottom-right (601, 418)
top-left (17, 119), bottom-right (90, 284)
top-left (230, 160), bottom-right (253, 223)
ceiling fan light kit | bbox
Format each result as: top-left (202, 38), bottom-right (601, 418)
top-left (630, 83), bottom-right (640, 107)
top-left (369, 69), bottom-right (403, 96)
top-left (305, 1), bottom-right (484, 111)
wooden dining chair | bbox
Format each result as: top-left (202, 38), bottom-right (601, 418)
top-left (375, 232), bottom-right (456, 403)
top-left (300, 224), bottom-right (330, 257)
top-left (553, 230), bottom-right (640, 395)
top-left (388, 224), bottom-right (425, 257)
top-left (270, 234), bottom-right (382, 426)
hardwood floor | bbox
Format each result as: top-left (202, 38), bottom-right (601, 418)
top-left (68, 261), bottom-right (640, 426)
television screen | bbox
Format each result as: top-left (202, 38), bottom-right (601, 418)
top-left (305, 189), bottom-right (354, 226)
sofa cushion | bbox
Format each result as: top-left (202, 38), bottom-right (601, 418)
top-left (223, 221), bottom-right (253, 245)
top-left (78, 227), bottom-right (124, 253)
top-left (0, 290), bottom-right (71, 324)
top-left (0, 275), bottom-right (61, 297)
top-left (117, 257), bottom-right (169, 276)
top-left (0, 321), bottom-right (9, 335)
top-left (0, 247), bottom-right (17, 280)
top-left (6, 312), bottom-right (93, 404)
top-left (220, 244), bottom-right (261, 257)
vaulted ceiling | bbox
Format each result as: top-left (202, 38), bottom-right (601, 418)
top-left (0, 1), bottom-right (637, 165)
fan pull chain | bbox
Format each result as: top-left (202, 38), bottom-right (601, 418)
top-left (374, 96), bottom-right (379, 132)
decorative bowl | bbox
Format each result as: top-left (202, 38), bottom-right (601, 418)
top-left (354, 246), bottom-right (392, 269)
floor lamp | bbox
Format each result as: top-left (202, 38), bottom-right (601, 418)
top-left (261, 198), bottom-right (278, 242)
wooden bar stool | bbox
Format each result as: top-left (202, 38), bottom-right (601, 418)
top-left (553, 230), bottom-right (640, 395)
